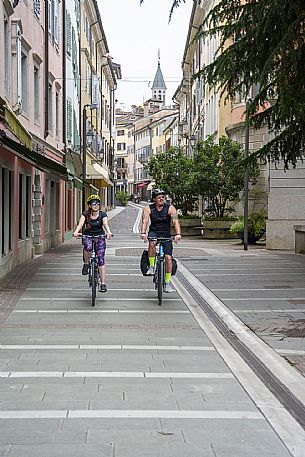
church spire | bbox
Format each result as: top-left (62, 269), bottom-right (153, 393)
top-left (151, 49), bottom-right (167, 104)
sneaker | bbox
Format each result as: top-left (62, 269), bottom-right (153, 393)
top-left (82, 264), bottom-right (89, 275)
top-left (100, 284), bottom-right (107, 293)
top-left (164, 282), bottom-right (174, 293)
top-left (146, 266), bottom-right (155, 276)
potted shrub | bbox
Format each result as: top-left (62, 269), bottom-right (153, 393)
top-left (116, 191), bottom-right (128, 206)
top-left (230, 211), bottom-right (266, 243)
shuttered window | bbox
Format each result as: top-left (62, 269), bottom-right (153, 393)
top-left (66, 11), bottom-right (72, 56)
top-left (66, 98), bottom-right (72, 143)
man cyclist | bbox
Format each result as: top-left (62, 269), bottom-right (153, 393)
top-left (73, 194), bottom-right (112, 292)
top-left (141, 188), bottom-right (181, 293)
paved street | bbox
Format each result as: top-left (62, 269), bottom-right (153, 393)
top-left (0, 204), bottom-right (304, 456)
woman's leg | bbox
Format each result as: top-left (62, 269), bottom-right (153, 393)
top-left (82, 236), bottom-right (92, 274)
top-left (99, 265), bottom-right (106, 283)
top-left (95, 237), bottom-right (107, 283)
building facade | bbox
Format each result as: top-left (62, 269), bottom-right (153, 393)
top-left (0, 0), bottom-right (120, 279)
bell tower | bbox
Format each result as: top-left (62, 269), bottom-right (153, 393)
top-left (151, 50), bottom-right (167, 104)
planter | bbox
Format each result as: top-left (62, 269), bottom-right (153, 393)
top-left (236, 230), bottom-right (265, 244)
top-left (171, 218), bottom-right (202, 236)
top-left (202, 220), bottom-right (237, 239)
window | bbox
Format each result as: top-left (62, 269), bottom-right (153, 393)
top-left (117, 143), bottom-right (126, 151)
top-left (18, 174), bottom-right (24, 240)
top-left (21, 50), bottom-right (28, 113)
top-left (48, 82), bottom-right (53, 133)
top-left (34, 65), bottom-right (40, 122)
top-left (54, 0), bottom-right (60, 47)
top-left (1, 168), bottom-right (14, 255)
top-left (25, 176), bottom-right (31, 238)
top-left (33, 0), bottom-right (41, 18)
top-left (48, 0), bottom-right (53, 38)
top-left (44, 179), bottom-right (50, 233)
top-left (4, 17), bottom-right (9, 97)
top-left (55, 91), bottom-right (60, 138)
top-left (117, 129), bottom-right (125, 136)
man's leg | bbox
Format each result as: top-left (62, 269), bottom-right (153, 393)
top-left (147, 240), bottom-right (156, 275)
top-left (164, 241), bottom-right (174, 293)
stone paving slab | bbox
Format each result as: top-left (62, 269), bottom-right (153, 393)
top-left (0, 211), bottom-right (301, 456)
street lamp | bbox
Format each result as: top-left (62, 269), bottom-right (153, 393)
top-left (243, 98), bottom-right (252, 251)
top-left (82, 103), bottom-right (98, 211)
top-left (189, 135), bottom-right (197, 153)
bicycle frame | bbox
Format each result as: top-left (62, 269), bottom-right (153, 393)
top-left (148, 237), bottom-right (171, 306)
top-left (82, 235), bottom-right (104, 306)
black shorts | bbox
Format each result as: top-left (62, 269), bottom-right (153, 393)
top-left (148, 231), bottom-right (173, 256)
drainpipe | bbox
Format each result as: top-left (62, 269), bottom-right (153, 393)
top-left (110, 85), bottom-right (117, 206)
top-left (62, 0), bottom-right (67, 161)
top-left (44, 0), bottom-right (49, 139)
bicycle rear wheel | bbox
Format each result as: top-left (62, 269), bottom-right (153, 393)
top-left (91, 261), bottom-right (97, 306)
top-left (157, 259), bottom-right (164, 306)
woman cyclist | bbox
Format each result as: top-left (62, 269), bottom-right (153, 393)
top-left (73, 194), bottom-right (112, 292)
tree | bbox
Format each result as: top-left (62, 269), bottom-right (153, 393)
top-left (140, 0), bottom-right (305, 168)
top-left (146, 147), bottom-right (197, 216)
top-left (193, 135), bottom-right (259, 218)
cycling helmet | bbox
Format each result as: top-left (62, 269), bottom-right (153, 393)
top-left (151, 188), bottom-right (166, 200)
top-left (87, 194), bottom-right (101, 205)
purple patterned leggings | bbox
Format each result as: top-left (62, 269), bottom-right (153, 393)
top-left (83, 235), bottom-right (106, 266)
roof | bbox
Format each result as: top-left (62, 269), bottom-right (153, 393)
top-left (151, 63), bottom-right (167, 90)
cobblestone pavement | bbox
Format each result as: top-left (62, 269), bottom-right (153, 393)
top-left (0, 204), bottom-right (304, 456)
top-left (110, 204), bottom-right (139, 234)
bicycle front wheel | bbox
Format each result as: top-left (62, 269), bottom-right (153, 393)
top-left (91, 261), bottom-right (97, 307)
top-left (157, 260), bottom-right (164, 306)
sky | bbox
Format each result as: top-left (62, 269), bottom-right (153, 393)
top-left (98, 0), bottom-right (193, 111)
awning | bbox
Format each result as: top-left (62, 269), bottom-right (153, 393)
top-left (86, 162), bottom-right (113, 187)
top-left (147, 182), bottom-right (154, 191)
top-left (0, 132), bottom-right (67, 179)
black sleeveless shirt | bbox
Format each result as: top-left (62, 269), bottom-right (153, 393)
top-left (148, 203), bottom-right (171, 236)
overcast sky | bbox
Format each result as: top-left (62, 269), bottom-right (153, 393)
top-left (98, 0), bottom-right (193, 111)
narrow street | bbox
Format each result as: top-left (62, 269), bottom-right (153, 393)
top-left (0, 205), bottom-right (304, 457)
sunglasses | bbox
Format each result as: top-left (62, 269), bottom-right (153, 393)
top-left (91, 201), bottom-right (100, 206)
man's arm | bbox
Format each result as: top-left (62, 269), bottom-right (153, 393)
top-left (140, 207), bottom-right (150, 241)
top-left (169, 205), bottom-right (181, 242)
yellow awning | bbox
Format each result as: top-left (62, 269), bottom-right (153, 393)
top-left (86, 162), bottom-right (113, 187)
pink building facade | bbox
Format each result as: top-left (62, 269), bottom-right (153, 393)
top-left (0, 0), bottom-right (80, 279)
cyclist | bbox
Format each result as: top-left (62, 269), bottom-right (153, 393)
top-left (141, 188), bottom-right (181, 293)
top-left (73, 194), bottom-right (113, 292)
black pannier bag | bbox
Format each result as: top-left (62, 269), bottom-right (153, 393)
top-left (140, 249), bottom-right (150, 276)
top-left (172, 257), bottom-right (177, 276)
top-left (140, 250), bottom-right (177, 276)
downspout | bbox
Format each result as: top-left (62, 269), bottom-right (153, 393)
top-left (78, 0), bottom-right (82, 173)
top-left (110, 85), bottom-right (117, 206)
top-left (44, 0), bottom-right (49, 139)
top-left (62, 0), bottom-right (67, 161)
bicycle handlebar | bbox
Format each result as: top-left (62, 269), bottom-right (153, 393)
top-left (147, 237), bottom-right (173, 242)
top-left (74, 234), bottom-right (106, 239)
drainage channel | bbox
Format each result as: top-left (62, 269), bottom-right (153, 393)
top-left (176, 270), bottom-right (305, 430)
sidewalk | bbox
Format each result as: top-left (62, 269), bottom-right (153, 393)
top-left (0, 206), bottom-right (304, 456)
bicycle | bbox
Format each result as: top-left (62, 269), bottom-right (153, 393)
top-left (81, 234), bottom-right (105, 307)
top-left (148, 237), bottom-right (172, 306)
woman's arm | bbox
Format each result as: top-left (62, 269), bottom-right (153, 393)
top-left (73, 215), bottom-right (86, 237)
top-left (103, 217), bottom-right (113, 239)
